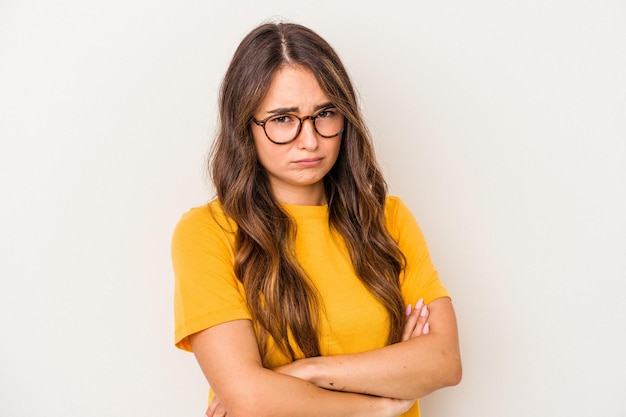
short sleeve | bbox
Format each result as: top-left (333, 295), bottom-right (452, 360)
top-left (171, 203), bottom-right (251, 351)
top-left (385, 197), bottom-right (450, 305)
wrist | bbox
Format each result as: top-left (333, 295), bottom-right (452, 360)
top-left (301, 356), bottom-right (323, 385)
top-left (307, 356), bottom-right (341, 391)
top-left (275, 357), bottom-right (322, 384)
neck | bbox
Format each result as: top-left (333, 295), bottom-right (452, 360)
top-left (273, 183), bottom-right (326, 206)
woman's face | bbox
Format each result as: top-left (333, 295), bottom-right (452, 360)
top-left (251, 65), bottom-right (342, 205)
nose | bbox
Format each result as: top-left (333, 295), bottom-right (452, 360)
top-left (296, 117), bottom-right (319, 150)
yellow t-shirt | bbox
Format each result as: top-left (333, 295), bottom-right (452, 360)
top-left (171, 196), bottom-right (449, 416)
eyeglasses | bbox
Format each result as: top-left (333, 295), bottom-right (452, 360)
top-left (251, 107), bottom-right (345, 144)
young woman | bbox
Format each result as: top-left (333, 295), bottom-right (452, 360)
top-left (172, 22), bottom-right (461, 417)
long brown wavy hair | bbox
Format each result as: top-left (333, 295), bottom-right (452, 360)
top-left (210, 22), bottom-right (406, 365)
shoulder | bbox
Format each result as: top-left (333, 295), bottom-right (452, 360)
top-left (384, 195), bottom-right (403, 213)
top-left (384, 196), bottom-right (425, 243)
top-left (384, 196), bottom-right (413, 225)
top-left (176, 199), bottom-right (235, 229)
top-left (172, 199), bottom-right (237, 251)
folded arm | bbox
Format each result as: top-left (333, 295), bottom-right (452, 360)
top-left (275, 297), bottom-right (462, 400)
top-left (190, 319), bottom-right (415, 417)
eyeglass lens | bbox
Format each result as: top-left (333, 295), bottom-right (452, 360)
top-left (264, 108), bottom-right (344, 143)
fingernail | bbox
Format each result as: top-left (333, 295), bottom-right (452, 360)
top-left (406, 304), bottom-right (412, 316)
top-left (415, 298), bottom-right (424, 311)
top-left (421, 305), bottom-right (428, 317)
top-left (423, 322), bottom-right (430, 334)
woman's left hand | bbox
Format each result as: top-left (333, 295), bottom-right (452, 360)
top-left (402, 298), bottom-right (430, 341)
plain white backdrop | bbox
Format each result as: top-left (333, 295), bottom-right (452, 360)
top-left (1, 1), bottom-right (625, 416)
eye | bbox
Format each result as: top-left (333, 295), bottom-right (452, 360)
top-left (269, 114), bottom-right (296, 124)
top-left (316, 108), bottom-right (336, 118)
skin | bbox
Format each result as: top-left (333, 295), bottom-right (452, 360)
top-left (250, 65), bottom-right (342, 206)
top-left (273, 298), bottom-right (460, 400)
top-left (191, 65), bottom-right (462, 417)
top-left (206, 299), bottom-right (430, 417)
top-left (202, 301), bottom-right (434, 417)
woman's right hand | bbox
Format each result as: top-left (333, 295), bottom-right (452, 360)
top-left (206, 388), bottom-right (414, 417)
top-left (402, 298), bottom-right (430, 341)
top-left (383, 397), bottom-right (417, 417)
top-left (205, 392), bottom-right (414, 417)
top-left (205, 395), bottom-right (227, 417)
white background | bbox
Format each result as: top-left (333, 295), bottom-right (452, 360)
top-left (1, 1), bottom-right (625, 416)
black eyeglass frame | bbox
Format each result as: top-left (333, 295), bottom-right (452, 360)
top-left (251, 107), bottom-right (345, 145)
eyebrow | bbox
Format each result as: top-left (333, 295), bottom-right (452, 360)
top-left (266, 102), bottom-right (335, 115)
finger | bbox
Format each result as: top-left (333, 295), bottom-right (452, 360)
top-left (402, 299), bottom-right (424, 341)
top-left (208, 400), bottom-right (227, 417)
top-left (402, 304), bottom-right (415, 341)
top-left (402, 312), bottom-right (418, 341)
top-left (214, 404), bottom-right (227, 417)
top-left (206, 397), bottom-right (220, 417)
top-left (415, 298), bottom-right (424, 312)
top-left (410, 304), bottom-right (429, 338)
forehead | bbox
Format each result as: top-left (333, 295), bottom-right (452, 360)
top-left (258, 65), bottom-right (329, 113)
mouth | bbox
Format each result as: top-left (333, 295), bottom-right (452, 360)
top-left (293, 157), bottom-right (323, 167)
